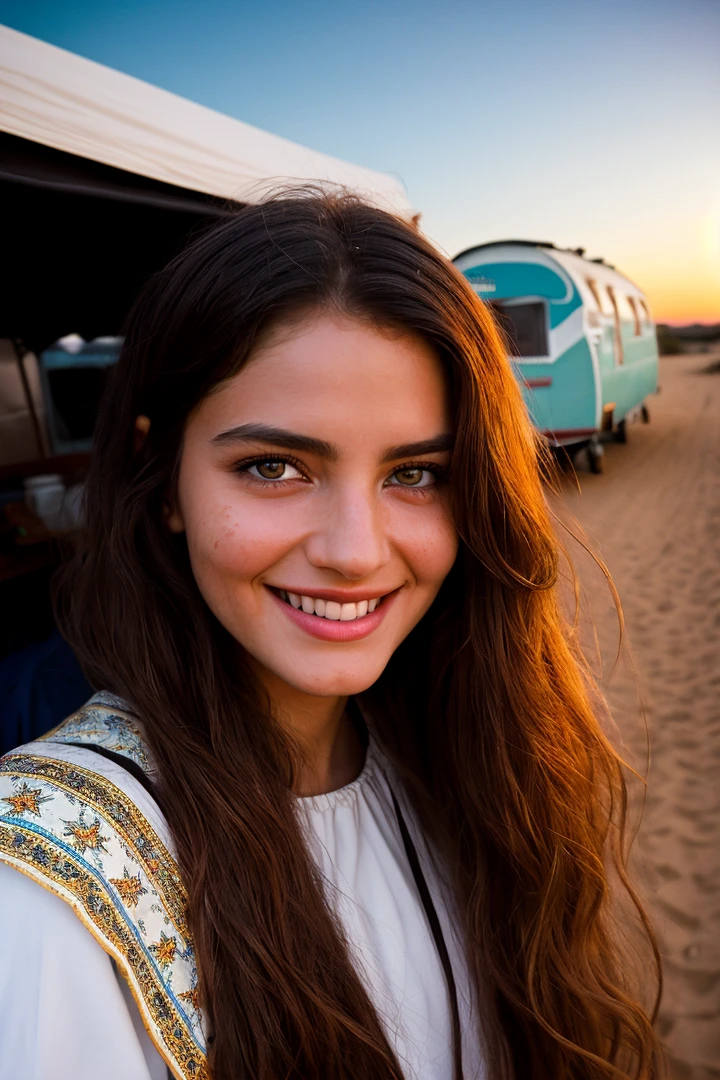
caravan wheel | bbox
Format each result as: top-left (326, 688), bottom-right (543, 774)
top-left (614, 419), bottom-right (628, 444)
top-left (587, 439), bottom-right (604, 474)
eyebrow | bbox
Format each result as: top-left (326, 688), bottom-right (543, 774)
top-left (211, 423), bottom-right (454, 462)
top-left (212, 424), bottom-right (338, 459)
top-left (380, 435), bottom-right (454, 462)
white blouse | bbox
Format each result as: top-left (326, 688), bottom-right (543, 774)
top-left (0, 738), bottom-right (486, 1080)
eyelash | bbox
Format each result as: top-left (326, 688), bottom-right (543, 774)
top-left (231, 453), bottom-right (309, 488)
top-left (386, 461), bottom-right (449, 490)
top-left (232, 454), bottom-right (449, 491)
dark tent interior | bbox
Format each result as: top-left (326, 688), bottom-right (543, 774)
top-left (1, 131), bottom-right (231, 352)
top-left (0, 132), bottom-right (234, 749)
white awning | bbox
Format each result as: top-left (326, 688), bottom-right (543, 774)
top-left (0, 24), bottom-right (412, 215)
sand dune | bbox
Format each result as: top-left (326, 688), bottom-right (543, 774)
top-left (555, 349), bottom-right (720, 1078)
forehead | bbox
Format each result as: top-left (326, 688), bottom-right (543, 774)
top-left (191, 314), bottom-right (451, 440)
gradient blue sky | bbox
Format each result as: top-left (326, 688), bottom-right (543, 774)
top-left (2, 0), bottom-right (719, 321)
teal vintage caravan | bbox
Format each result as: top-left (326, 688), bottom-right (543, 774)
top-left (453, 241), bottom-right (659, 471)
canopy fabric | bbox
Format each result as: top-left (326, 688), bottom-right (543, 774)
top-left (0, 24), bottom-right (411, 216)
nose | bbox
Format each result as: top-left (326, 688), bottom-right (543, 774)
top-left (304, 484), bottom-right (391, 581)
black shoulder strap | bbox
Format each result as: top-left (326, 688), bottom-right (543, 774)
top-left (348, 698), bottom-right (463, 1078)
top-left (391, 791), bottom-right (464, 1080)
top-left (78, 742), bottom-right (157, 799)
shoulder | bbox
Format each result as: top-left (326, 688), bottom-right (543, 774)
top-left (0, 692), bottom-right (176, 917)
top-left (0, 856), bottom-right (119, 991)
top-left (0, 861), bottom-right (165, 1080)
top-left (0, 696), bottom-right (208, 1079)
top-left (36, 690), bottom-right (155, 774)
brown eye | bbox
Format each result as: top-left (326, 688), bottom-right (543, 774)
top-left (391, 467), bottom-right (432, 487)
top-left (254, 461), bottom-right (287, 480)
top-left (244, 460), bottom-right (305, 482)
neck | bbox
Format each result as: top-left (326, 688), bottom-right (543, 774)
top-left (257, 669), bottom-right (365, 797)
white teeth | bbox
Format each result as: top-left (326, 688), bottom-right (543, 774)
top-left (278, 590), bottom-right (383, 620)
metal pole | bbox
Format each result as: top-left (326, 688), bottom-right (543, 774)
top-left (11, 338), bottom-right (47, 460)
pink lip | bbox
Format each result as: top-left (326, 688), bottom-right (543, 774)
top-left (267, 586), bottom-right (398, 642)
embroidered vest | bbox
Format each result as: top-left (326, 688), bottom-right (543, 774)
top-left (0, 692), bottom-right (207, 1080)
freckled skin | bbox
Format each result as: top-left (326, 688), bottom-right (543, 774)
top-left (168, 315), bottom-right (458, 702)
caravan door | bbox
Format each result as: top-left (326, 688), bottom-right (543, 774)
top-left (586, 279), bottom-right (623, 416)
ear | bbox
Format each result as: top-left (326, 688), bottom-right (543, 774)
top-left (134, 415), bottom-right (185, 533)
top-left (166, 501), bottom-right (185, 534)
top-left (134, 414), bottom-right (151, 453)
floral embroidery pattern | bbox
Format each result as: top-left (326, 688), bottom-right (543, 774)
top-left (150, 931), bottom-right (178, 969)
top-left (1, 781), bottom-right (53, 818)
top-left (0, 753), bottom-right (187, 937)
top-left (110, 867), bottom-right (148, 908)
top-left (0, 698), bottom-right (208, 1080)
top-left (179, 986), bottom-right (201, 1012)
top-left (63, 812), bottom-right (110, 855)
top-left (0, 825), bottom-right (207, 1079)
top-left (39, 692), bottom-right (154, 775)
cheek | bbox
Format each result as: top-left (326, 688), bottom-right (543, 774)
top-left (395, 502), bottom-right (458, 587)
top-left (179, 483), bottom-right (297, 586)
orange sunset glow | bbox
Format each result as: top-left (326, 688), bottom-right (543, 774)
top-left (609, 209), bottom-right (720, 325)
top-left (643, 277), bottom-right (720, 326)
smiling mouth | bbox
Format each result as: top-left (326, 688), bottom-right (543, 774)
top-left (272, 588), bottom-right (387, 622)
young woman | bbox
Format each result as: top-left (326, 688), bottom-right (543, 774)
top-left (0, 193), bottom-right (660, 1080)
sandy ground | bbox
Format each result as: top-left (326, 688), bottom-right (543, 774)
top-left (555, 350), bottom-right (720, 1078)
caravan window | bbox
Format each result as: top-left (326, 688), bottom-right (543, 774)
top-left (585, 278), bottom-right (612, 315)
top-left (490, 300), bottom-right (549, 358)
top-left (627, 296), bottom-right (642, 336)
top-left (45, 366), bottom-right (111, 442)
top-left (40, 339), bottom-right (121, 454)
top-left (605, 286), bottom-right (624, 365)
top-left (586, 278), bottom-right (602, 310)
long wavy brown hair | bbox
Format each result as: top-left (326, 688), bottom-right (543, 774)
top-left (57, 191), bottom-right (662, 1079)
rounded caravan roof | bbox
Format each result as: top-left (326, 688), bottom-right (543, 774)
top-left (453, 241), bottom-right (649, 302)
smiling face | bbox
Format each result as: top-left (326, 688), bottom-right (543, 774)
top-left (167, 313), bottom-right (458, 702)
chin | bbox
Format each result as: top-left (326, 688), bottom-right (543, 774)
top-left (281, 663), bottom-right (387, 699)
